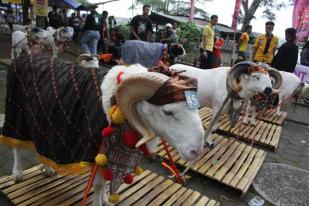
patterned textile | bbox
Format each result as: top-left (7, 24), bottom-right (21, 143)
top-left (148, 66), bottom-right (198, 105)
top-left (121, 40), bottom-right (165, 68)
top-left (1, 54), bottom-right (108, 173)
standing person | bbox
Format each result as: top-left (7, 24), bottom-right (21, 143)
top-left (271, 28), bottom-right (298, 73)
top-left (237, 25), bottom-right (252, 60)
top-left (80, 6), bottom-right (100, 56)
top-left (59, 7), bottom-right (69, 27)
top-left (160, 23), bottom-right (177, 45)
top-left (97, 11), bottom-right (109, 54)
top-left (79, 13), bottom-right (86, 30)
top-left (200, 14), bottom-right (218, 69)
top-left (130, 5), bottom-right (152, 42)
top-left (252, 21), bottom-right (278, 64)
top-left (4, 8), bottom-right (14, 32)
top-left (173, 22), bottom-right (180, 41)
top-left (212, 27), bottom-right (225, 68)
top-left (72, 11), bottom-right (82, 42)
top-left (48, 6), bottom-right (60, 29)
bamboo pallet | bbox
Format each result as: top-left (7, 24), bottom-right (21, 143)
top-left (0, 165), bottom-right (220, 206)
top-left (155, 134), bottom-right (266, 198)
top-left (246, 110), bottom-right (287, 125)
top-left (199, 108), bottom-right (283, 150)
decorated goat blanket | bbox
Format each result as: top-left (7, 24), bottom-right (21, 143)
top-left (121, 40), bottom-right (165, 68)
top-left (1, 55), bottom-right (108, 174)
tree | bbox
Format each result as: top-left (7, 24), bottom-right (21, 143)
top-left (133, 0), bottom-right (211, 18)
top-left (240, 0), bottom-right (293, 31)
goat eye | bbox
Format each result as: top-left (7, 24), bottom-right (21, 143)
top-left (163, 110), bottom-right (173, 116)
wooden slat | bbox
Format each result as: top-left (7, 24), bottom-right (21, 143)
top-left (200, 107), bottom-right (283, 150)
top-left (258, 110), bottom-right (287, 125)
top-left (0, 167), bottom-right (219, 206)
top-left (156, 134), bottom-right (265, 197)
top-left (0, 165), bottom-right (43, 185)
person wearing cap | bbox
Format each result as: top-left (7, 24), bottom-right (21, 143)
top-left (200, 15), bottom-right (218, 69)
top-left (130, 5), bottom-right (153, 42)
top-left (80, 5), bottom-right (100, 56)
top-left (252, 21), bottom-right (278, 64)
top-left (271, 28), bottom-right (298, 73)
top-left (160, 23), bottom-right (177, 45)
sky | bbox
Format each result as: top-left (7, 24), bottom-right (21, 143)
top-left (89, 0), bottom-right (294, 39)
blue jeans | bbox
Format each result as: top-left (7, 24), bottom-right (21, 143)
top-left (81, 30), bottom-right (100, 55)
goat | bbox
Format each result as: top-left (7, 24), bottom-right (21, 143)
top-left (1, 55), bottom-right (204, 205)
top-left (11, 27), bottom-right (47, 59)
top-left (41, 26), bottom-right (74, 58)
top-left (244, 71), bottom-right (309, 124)
top-left (171, 62), bottom-right (282, 146)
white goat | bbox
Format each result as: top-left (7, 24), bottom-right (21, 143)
top-left (11, 28), bottom-right (47, 59)
top-left (41, 26), bottom-right (74, 58)
top-left (244, 71), bottom-right (309, 124)
top-left (3, 56), bottom-right (204, 206)
top-left (171, 62), bottom-right (282, 146)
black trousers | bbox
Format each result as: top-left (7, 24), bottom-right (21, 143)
top-left (200, 48), bottom-right (213, 69)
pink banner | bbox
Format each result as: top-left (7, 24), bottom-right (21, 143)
top-left (231, 0), bottom-right (242, 31)
top-left (293, 0), bottom-right (309, 42)
top-left (189, 0), bottom-right (195, 21)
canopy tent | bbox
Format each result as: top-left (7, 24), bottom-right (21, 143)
top-left (48, 0), bottom-right (81, 9)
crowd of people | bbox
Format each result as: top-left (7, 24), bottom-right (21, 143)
top-left (198, 14), bottom-right (309, 74)
top-left (79, 4), bottom-right (180, 59)
top-left (3, 2), bottom-right (307, 72)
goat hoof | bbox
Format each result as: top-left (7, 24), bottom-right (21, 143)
top-left (12, 171), bottom-right (23, 183)
top-left (44, 167), bottom-right (56, 177)
top-left (205, 141), bottom-right (214, 148)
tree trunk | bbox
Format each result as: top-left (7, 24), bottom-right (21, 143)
top-left (240, 0), bottom-right (263, 31)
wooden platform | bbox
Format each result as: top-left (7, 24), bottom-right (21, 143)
top-left (247, 110), bottom-right (287, 125)
top-left (155, 134), bottom-right (266, 198)
top-left (0, 165), bottom-right (220, 206)
top-left (199, 108), bottom-right (283, 150)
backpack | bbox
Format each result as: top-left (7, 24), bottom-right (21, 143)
top-left (300, 48), bottom-right (309, 66)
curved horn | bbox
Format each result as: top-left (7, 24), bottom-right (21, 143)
top-left (266, 67), bottom-right (282, 89)
top-left (227, 61), bottom-right (257, 92)
top-left (116, 72), bottom-right (169, 147)
top-left (77, 54), bottom-right (94, 65)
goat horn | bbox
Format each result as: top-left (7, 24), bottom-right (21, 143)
top-left (227, 61), bottom-right (256, 92)
top-left (272, 89), bottom-right (282, 95)
top-left (266, 67), bottom-right (282, 89)
top-left (116, 72), bottom-right (169, 147)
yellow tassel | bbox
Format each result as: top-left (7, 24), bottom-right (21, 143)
top-left (109, 193), bottom-right (120, 203)
top-left (108, 105), bottom-right (125, 124)
top-left (95, 153), bottom-right (107, 166)
top-left (134, 166), bottom-right (143, 176)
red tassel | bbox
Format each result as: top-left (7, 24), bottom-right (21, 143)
top-left (123, 130), bottom-right (138, 148)
top-left (102, 169), bottom-right (113, 181)
top-left (101, 126), bottom-right (114, 138)
top-left (138, 144), bottom-right (151, 157)
top-left (123, 173), bottom-right (134, 184)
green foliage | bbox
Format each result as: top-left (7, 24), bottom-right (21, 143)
top-left (133, 0), bottom-right (211, 18)
top-left (178, 22), bottom-right (201, 42)
top-left (118, 24), bottom-right (131, 40)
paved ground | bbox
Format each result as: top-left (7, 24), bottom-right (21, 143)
top-left (0, 34), bottom-right (309, 205)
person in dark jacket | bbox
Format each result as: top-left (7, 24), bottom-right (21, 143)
top-left (81, 6), bottom-right (100, 55)
top-left (97, 11), bottom-right (108, 54)
top-left (271, 28), bottom-right (298, 73)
